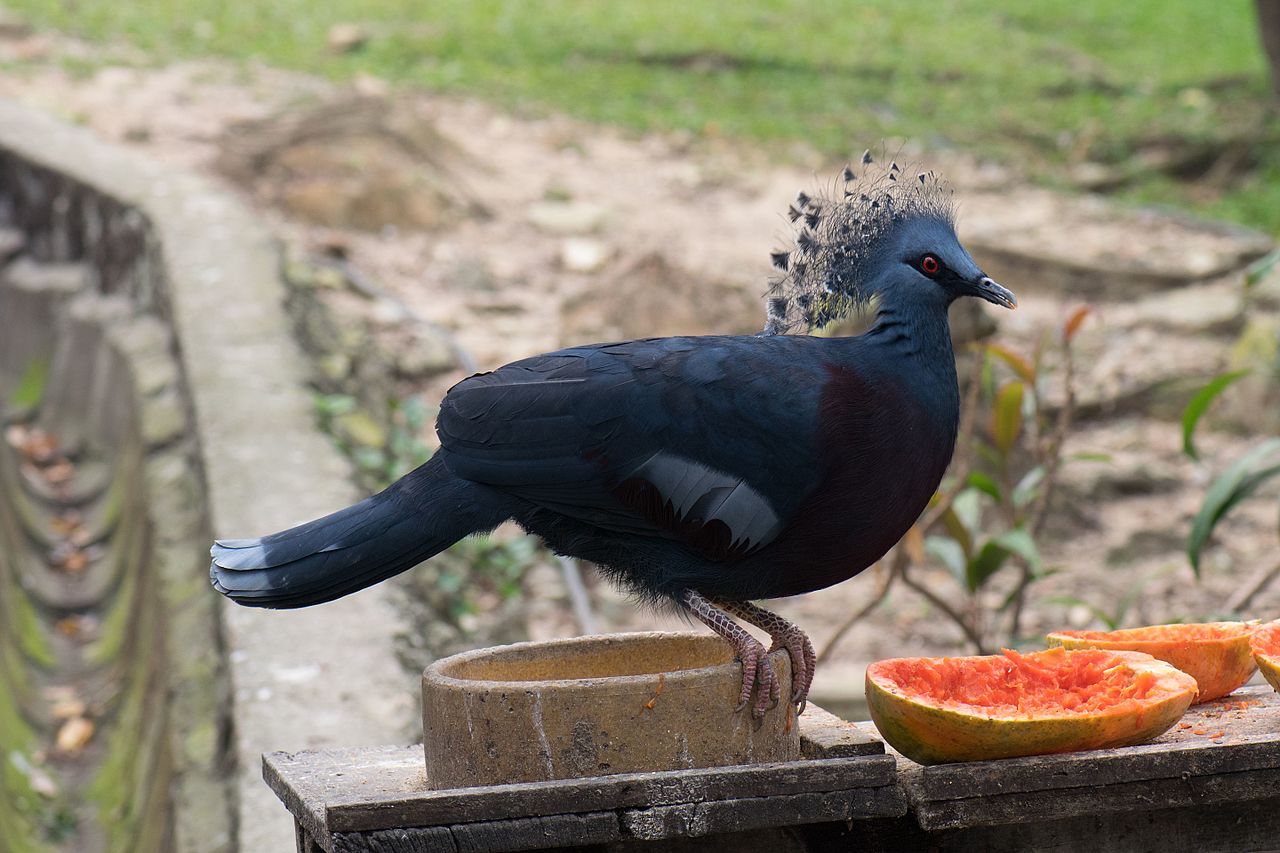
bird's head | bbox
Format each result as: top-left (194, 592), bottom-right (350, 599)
top-left (763, 155), bottom-right (1016, 335)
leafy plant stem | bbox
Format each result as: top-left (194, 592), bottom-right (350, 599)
top-left (1224, 559), bottom-right (1280, 614)
top-left (901, 563), bottom-right (990, 654)
top-left (815, 549), bottom-right (903, 665)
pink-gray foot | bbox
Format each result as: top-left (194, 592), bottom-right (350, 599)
top-left (720, 600), bottom-right (817, 713)
top-left (683, 589), bottom-right (780, 718)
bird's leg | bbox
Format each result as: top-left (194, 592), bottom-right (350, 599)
top-left (718, 600), bottom-right (816, 713)
top-left (682, 589), bottom-right (780, 718)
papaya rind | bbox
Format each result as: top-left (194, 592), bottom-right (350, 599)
top-left (866, 649), bottom-right (1197, 766)
top-left (1046, 622), bottom-right (1256, 704)
top-left (1250, 622), bottom-right (1280, 695)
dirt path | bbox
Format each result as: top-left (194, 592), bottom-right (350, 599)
top-left (3, 36), bottom-right (1277, 717)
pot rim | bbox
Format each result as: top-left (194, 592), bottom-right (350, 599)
top-left (424, 631), bottom-right (781, 693)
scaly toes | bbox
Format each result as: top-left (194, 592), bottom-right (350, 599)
top-left (796, 634), bottom-right (817, 713)
top-left (752, 657), bottom-right (781, 719)
top-left (771, 635), bottom-right (813, 709)
top-left (733, 641), bottom-right (764, 712)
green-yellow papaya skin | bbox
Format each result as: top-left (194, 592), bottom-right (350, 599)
top-left (866, 647), bottom-right (1197, 766)
top-left (1251, 622), bottom-right (1280, 694)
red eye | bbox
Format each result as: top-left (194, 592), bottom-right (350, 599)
top-left (920, 254), bottom-right (941, 276)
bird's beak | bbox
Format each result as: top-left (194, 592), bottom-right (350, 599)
top-left (972, 276), bottom-right (1017, 310)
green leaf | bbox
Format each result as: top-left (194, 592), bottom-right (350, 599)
top-left (994, 526), bottom-right (1042, 573)
top-left (999, 567), bottom-right (1060, 612)
top-left (1068, 451), bottom-right (1113, 464)
top-left (1181, 370), bottom-right (1250, 460)
top-left (985, 343), bottom-right (1036, 385)
top-left (1188, 438), bottom-right (1280, 575)
top-left (992, 380), bottom-right (1025, 456)
top-left (925, 535), bottom-right (967, 586)
top-left (313, 393), bottom-right (357, 417)
top-left (939, 505), bottom-right (974, 560)
top-left (943, 488), bottom-right (983, 558)
top-left (1012, 466), bottom-right (1045, 509)
top-left (8, 358), bottom-right (48, 412)
top-left (966, 540), bottom-right (1011, 591)
top-left (1245, 247), bottom-right (1280, 291)
top-left (967, 472), bottom-right (1002, 501)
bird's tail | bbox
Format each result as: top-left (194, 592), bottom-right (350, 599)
top-left (210, 454), bottom-right (508, 608)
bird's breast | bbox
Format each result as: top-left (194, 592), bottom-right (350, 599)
top-left (747, 363), bottom-right (957, 597)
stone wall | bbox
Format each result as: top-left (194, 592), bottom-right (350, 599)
top-left (0, 98), bottom-right (415, 852)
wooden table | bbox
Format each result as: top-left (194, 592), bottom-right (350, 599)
top-left (265, 705), bottom-right (904, 852)
top-left (825, 684), bottom-right (1280, 852)
top-left (265, 688), bottom-right (1280, 852)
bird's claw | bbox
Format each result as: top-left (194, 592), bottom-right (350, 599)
top-left (770, 629), bottom-right (816, 714)
top-left (730, 638), bottom-right (782, 718)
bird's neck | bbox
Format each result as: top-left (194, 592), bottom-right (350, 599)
top-left (857, 301), bottom-right (961, 427)
top-left (865, 300), bottom-right (956, 363)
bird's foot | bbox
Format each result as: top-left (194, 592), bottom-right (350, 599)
top-left (721, 600), bottom-right (817, 713)
top-left (683, 589), bottom-right (780, 718)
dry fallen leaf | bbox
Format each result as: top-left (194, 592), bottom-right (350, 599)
top-left (13, 426), bottom-right (60, 463)
top-left (54, 716), bottom-right (94, 754)
top-left (60, 550), bottom-right (89, 573)
top-left (50, 511), bottom-right (83, 537)
top-left (54, 615), bottom-right (99, 641)
top-left (41, 460), bottom-right (75, 485)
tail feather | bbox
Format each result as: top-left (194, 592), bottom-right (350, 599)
top-left (210, 455), bottom-right (508, 608)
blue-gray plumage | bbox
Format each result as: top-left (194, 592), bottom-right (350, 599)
top-left (210, 160), bottom-right (1016, 716)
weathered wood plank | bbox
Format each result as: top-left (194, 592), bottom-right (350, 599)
top-left (918, 734), bottom-right (1280, 801)
top-left (331, 813), bottom-right (619, 853)
top-left (915, 766), bottom-right (1280, 831)
top-left (916, 686), bottom-right (1280, 800)
top-left (295, 819), bottom-right (326, 853)
top-left (799, 704), bottom-right (884, 759)
top-left (323, 755), bottom-right (897, 833)
top-left (804, 796), bottom-right (1280, 853)
top-left (333, 825), bottom-right (456, 853)
top-left (620, 787), bottom-right (906, 840)
top-left (265, 745), bottom-right (424, 844)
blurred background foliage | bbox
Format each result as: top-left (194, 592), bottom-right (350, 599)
top-left (6, 0), bottom-right (1279, 231)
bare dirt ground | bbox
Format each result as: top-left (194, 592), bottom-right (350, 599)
top-left (4, 26), bottom-right (1278, 715)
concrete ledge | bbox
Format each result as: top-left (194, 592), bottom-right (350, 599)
top-left (0, 98), bottom-right (416, 852)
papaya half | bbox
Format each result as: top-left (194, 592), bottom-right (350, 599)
top-left (1251, 622), bottom-right (1280, 694)
top-left (866, 647), bottom-right (1197, 765)
top-left (1046, 622), bottom-right (1256, 703)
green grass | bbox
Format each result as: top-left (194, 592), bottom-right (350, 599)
top-left (7, 0), bottom-right (1279, 230)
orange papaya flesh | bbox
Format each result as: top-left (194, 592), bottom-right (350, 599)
top-left (866, 647), bottom-right (1197, 765)
top-left (1251, 622), bottom-right (1280, 694)
top-left (1046, 622), bottom-right (1256, 703)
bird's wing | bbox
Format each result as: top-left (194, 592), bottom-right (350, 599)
top-left (436, 336), bottom-right (829, 561)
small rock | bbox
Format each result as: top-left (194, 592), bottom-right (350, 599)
top-left (0, 9), bottom-right (33, 40)
top-left (527, 201), bottom-right (607, 235)
top-left (1115, 280), bottom-right (1242, 336)
top-left (559, 238), bottom-right (612, 273)
top-left (447, 257), bottom-right (500, 292)
top-left (327, 22), bottom-right (368, 54)
top-left (393, 330), bottom-right (456, 379)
